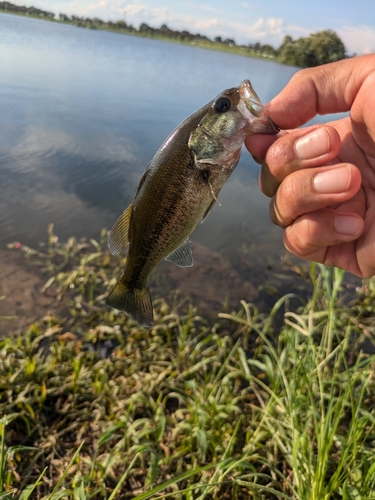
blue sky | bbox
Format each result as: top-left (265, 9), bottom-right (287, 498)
top-left (9, 0), bottom-right (375, 54)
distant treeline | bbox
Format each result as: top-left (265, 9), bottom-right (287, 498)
top-left (0, 0), bottom-right (54, 18)
top-left (0, 1), bottom-right (348, 67)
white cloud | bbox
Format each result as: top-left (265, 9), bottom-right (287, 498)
top-left (119, 5), bottom-right (286, 44)
top-left (183, 2), bottom-right (223, 14)
top-left (7, 0), bottom-right (375, 54)
top-left (240, 2), bottom-right (260, 9)
top-left (79, 3), bottom-right (350, 51)
top-left (53, 0), bottom-right (284, 45)
top-left (338, 25), bottom-right (375, 55)
top-left (83, 2), bottom-right (375, 54)
top-left (247, 17), bottom-right (284, 37)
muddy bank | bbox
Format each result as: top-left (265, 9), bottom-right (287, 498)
top-left (151, 241), bottom-right (259, 319)
top-left (0, 241), bottom-right (273, 335)
top-left (1, 237), bottom-right (335, 336)
top-left (0, 250), bottom-right (67, 336)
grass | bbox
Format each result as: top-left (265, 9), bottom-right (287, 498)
top-left (1, 227), bottom-right (375, 498)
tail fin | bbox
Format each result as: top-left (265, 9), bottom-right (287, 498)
top-left (106, 280), bottom-right (153, 327)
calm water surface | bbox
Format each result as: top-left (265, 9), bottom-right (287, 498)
top-left (1, 14), bottom-right (335, 312)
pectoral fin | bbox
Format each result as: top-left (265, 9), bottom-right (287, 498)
top-left (201, 198), bottom-right (216, 224)
top-left (108, 203), bottom-right (133, 255)
top-left (165, 238), bottom-right (193, 267)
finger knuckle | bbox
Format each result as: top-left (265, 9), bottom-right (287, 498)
top-left (259, 167), bottom-right (278, 197)
top-left (275, 175), bottom-right (305, 222)
top-left (270, 197), bottom-right (288, 227)
top-left (283, 217), bottom-right (318, 258)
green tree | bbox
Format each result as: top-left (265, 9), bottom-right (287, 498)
top-left (278, 30), bottom-right (347, 68)
top-left (308, 29), bottom-right (346, 65)
top-left (278, 35), bottom-right (298, 65)
top-left (293, 35), bottom-right (318, 67)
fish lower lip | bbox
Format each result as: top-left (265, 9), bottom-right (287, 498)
top-left (267, 117), bottom-right (280, 134)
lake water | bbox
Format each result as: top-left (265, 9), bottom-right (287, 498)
top-left (0, 14), bottom-right (329, 314)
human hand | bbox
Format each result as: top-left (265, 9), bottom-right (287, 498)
top-left (246, 54), bottom-right (375, 277)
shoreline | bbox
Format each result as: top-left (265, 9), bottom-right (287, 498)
top-left (0, 9), bottom-right (285, 65)
top-left (0, 231), bottom-right (363, 339)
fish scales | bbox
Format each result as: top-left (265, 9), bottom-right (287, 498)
top-left (106, 80), bottom-right (278, 327)
top-left (125, 107), bottom-right (213, 282)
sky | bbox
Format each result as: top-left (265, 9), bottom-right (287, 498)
top-left (9, 0), bottom-right (375, 55)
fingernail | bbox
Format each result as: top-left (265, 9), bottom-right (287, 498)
top-left (334, 215), bottom-right (363, 235)
top-left (295, 128), bottom-right (330, 159)
top-left (251, 154), bottom-right (262, 165)
top-left (313, 166), bottom-right (351, 194)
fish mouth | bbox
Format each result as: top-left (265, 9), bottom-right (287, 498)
top-left (239, 80), bottom-right (279, 134)
top-left (239, 79), bottom-right (264, 117)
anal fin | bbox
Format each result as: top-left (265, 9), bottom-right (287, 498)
top-left (165, 238), bottom-right (193, 267)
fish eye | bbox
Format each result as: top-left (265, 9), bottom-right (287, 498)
top-left (214, 96), bottom-right (231, 113)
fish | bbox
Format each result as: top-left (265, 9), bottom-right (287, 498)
top-left (106, 80), bottom-right (278, 327)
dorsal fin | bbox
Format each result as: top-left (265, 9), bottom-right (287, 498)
top-left (107, 203), bottom-right (133, 255)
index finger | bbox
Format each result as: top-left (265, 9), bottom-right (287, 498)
top-left (267, 54), bottom-right (375, 129)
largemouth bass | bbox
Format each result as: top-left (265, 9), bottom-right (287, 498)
top-left (106, 80), bottom-right (278, 326)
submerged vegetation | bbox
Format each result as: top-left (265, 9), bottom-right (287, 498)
top-left (1, 228), bottom-right (375, 498)
top-left (0, 1), bottom-right (348, 67)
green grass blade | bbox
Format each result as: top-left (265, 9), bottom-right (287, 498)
top-left (132, 463), bottom-right (227, 500)
top-left (19, 467), bottom-right (48, 500)
top-left (46, 442), bottom-right (84, 500)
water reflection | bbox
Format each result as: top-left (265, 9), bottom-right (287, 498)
top-left (1, 13), bottom-right (313, 314)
